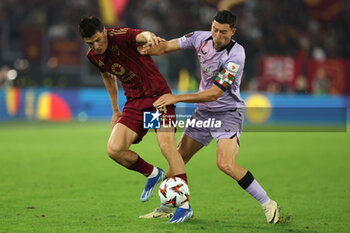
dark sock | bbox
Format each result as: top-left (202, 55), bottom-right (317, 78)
top-left (175, 173), bottom-right (188, 184)
top-left (238, 171), bottom-right (254, 189)
top-left (128, 156), bottom-right (154, 177)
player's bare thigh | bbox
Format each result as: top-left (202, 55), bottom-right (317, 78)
top-left (177, 133), bottom-right (204, 164)
top-left (217, 136), bottom-right (239, 162)
top-left (217, 136), bottom-right (247, 180)
top-left (108, 123), bottom-right (138, 152)
top-left (156, 126), bottom-right (177, 151)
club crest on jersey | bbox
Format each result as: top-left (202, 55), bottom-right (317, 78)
top-left (111, 45), bottom-right (120, 56)
top-left (111, 63), bottom-right (125, 75)
top-left (227, 62), bottom-right (240, 74)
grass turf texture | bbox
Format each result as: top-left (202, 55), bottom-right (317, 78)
top-left (0, 122), bottom-right (349, 233)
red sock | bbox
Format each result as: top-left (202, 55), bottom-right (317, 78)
top-left (128, 156), bottom-right (154, 177)
top-left (175, 173), bottom-right (188, 184)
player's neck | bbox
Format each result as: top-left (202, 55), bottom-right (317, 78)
top-left (214, 42), bottom-right (229, 52)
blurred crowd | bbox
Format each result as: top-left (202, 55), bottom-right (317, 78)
top-left (0, 0), bottom-right (349, 93)
top-left (0, 0), bottom-right (99, 40)
top-left (124, 0), bottom-right (350, 58)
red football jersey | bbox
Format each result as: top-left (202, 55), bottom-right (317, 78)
top-left (87, 27), bottom-right (171, 101)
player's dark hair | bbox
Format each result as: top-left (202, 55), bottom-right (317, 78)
top-left (213, 10), bottom-right (237, 28)
top-left (79, 16), bottom-right (104, 38)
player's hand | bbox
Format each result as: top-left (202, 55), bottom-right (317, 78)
top-left (111, 111), bottom-right (121, 129)
top-left (153, 94), bottom-right (178, 108)
top-left (143, 33), bottom-right (165, 49)
top-left (138, 45), bottom-right (150, 55)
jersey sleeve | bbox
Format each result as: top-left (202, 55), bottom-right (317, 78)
top-left (125, 28), bottom-right (144, 45)
top-left (213, 61), bottom-right (242, 91)
top-left (109, 27), bottom-right (143, 48)
top-left (177, 31), bottom-right (199, 49)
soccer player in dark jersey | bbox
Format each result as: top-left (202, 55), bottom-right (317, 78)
top-left (78, 16), bottom-right (192, 223)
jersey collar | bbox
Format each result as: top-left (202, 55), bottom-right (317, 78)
top-left (206, 36), bottom-right (236, 54)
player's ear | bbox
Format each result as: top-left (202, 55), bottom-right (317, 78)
top-left (231, 28), bottom-right (236, 37)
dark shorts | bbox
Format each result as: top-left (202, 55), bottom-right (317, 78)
top-left (184, 108), bottom-right (244, 146)
top-left (117, 96), bottom-right (176, 144)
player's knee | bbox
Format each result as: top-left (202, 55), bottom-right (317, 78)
top-left (158, 141), bottom-right (172, 156)
top-left (217, 160), bottom-right (234, 174)
top-left (107, 143), bottom-right (125, 160)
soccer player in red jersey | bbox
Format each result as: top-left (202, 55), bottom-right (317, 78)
top-left (78, 16), bottom-right (192, 222)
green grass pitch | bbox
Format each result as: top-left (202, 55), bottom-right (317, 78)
top-left (0, 122), bottom-right (349, 233)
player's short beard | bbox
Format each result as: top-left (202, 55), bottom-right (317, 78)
top-left (214, 41), bottom-right (223, 50)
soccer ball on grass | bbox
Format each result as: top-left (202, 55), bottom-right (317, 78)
top-left (158, 177), bottom-right (190, 208)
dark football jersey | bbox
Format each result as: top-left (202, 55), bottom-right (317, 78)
top-left (87, 27), bottom-right (171, 100)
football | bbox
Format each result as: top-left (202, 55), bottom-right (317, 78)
top-left (158, 177), bottom-right (190, 208)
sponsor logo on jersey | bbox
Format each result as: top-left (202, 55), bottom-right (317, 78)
top-left (199, 61), bottom-right (219, 77)
top-left (122, 71), bottom-right (135, 82)
top-left (111, 63), bottom-right (125, 76)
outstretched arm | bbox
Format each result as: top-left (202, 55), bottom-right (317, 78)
top-left (138, 39), bottom-right (181, 56)
top-left (153, 65), bottom-right (238, 108)
top-left (135, 31), bottom-right (165, 49)
top-left (101, 72), bottom-right (121, 128)
top-left (153, 85), bottom-right (224, 108)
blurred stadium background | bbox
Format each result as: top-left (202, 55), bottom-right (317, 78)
top-left (1, 1), bottom-right (350, 232)
top-left (0, 0), bottom-right (349, 124)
